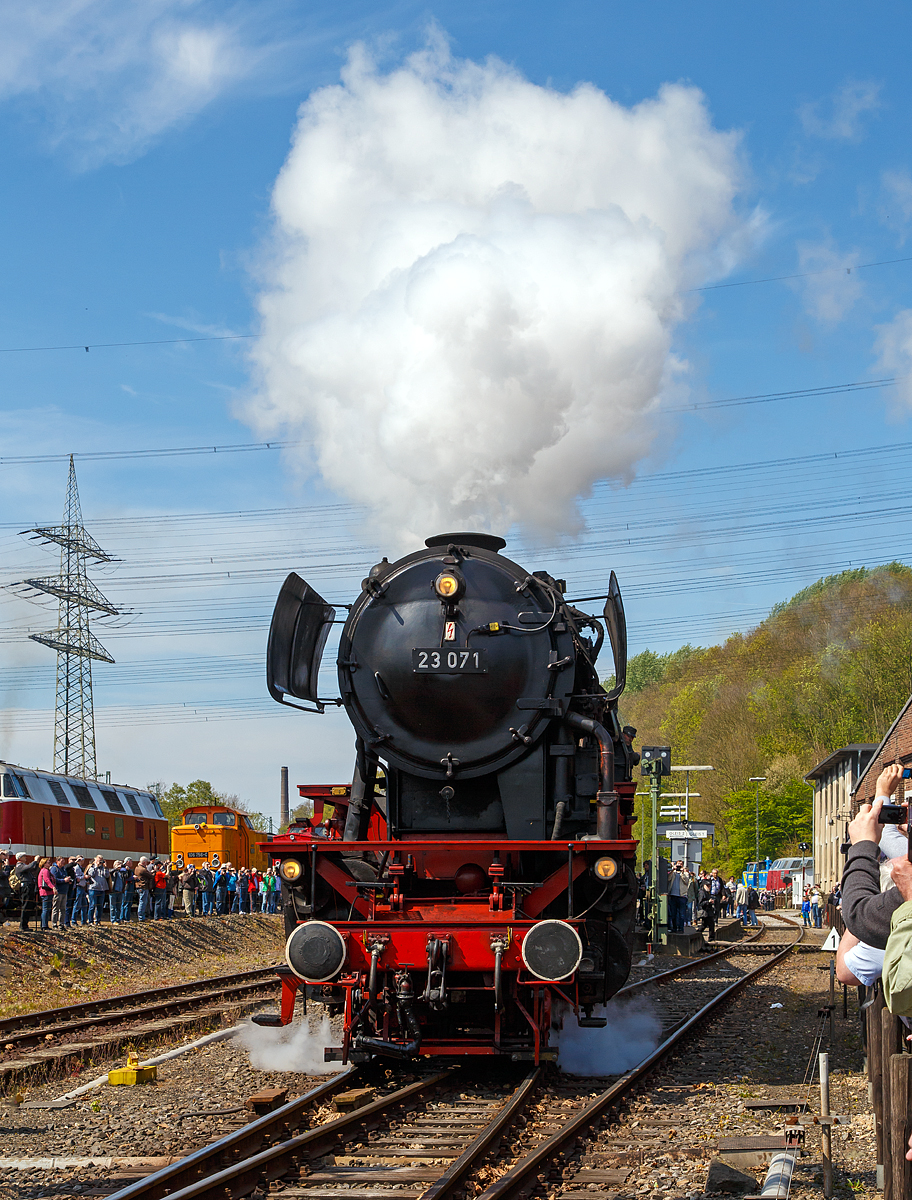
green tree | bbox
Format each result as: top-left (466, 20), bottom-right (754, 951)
top-left (721, 777), bottom-right (812, 873)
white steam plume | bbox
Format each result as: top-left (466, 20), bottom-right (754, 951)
top-left (555, 996), bottom-right (661, 1077)
top-left (239, 1012), bottom-right (341, 1074)
top-left (247, 33), bottom-right (747, 542)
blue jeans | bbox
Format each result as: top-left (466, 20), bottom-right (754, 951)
top-left (812, 904), bottom-right (821, 928)
top-left (744, 908), bottom-right (759, 926)
top-left (137, 889), bottom-right (153, 921)
top-left (200, 890), bottom-right (212, 915)
top-left (123, 888), bottom-right (135, 920)
top-left (215, 888), bottom-right (228, 914)
top-left (667, 894), bottom-right (688, 932)
top-left (268, 891), bottom-right (277, 914)
top-left (229, 890), bottom-right (238, 913)
top-left (88, 892), bottom-right (105, 924)
top-left (40, 895), bottom-right (53, 930)
top-left (154, 889), bottom-right (168, 919)
top-left (72, 889), bottom-right (89, 924)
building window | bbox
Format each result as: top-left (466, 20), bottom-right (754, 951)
top-left (135, 819), bottom-right (144, 840)
top-left (115, 817), bottom-right (124, 838)
top-left (86, 814), bottom-right (96, 835)
top-left (60, 810), bottom-right (71, 833)
top-left (101, 826), bottom-right (110, 840)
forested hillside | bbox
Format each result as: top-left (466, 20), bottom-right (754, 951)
top-left (617, 563), bottom-right (912, 873)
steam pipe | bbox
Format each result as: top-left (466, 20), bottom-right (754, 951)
top-left (356, 971), bottom-right (422, 1059)
top-left (551, 728), bottom-right (573, 841)
top-left (563, 711), bottom-right (618, 840)
top-left (368, 943), bottom-right (382, 1007)
top-left (493, 943), bottom-right (504, 1012)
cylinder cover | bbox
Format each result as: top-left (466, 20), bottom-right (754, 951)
top-left (286, 920), bottom-right (347, 982)
top-left (521, 919), bottom-right (584, 981)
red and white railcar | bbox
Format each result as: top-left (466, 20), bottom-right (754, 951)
top-left (0, 760), bottom-right (168, 865)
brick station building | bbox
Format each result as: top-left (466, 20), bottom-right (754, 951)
top-left (852, 694), bottom-right (912, 805)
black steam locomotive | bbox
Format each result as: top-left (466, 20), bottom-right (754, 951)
top-left (260, 533), bottom-right (639, 1063)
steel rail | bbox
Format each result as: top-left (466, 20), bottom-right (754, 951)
top-left (476, 929), bottom-right (804, 1200)
top-left (106, 1069), bottom-right (357, 1200)
top-left (0, 977), bottom-right (279, 1052)
top-left (421, 1069), bottom-right (541, 1200)
top-left (108, 1070), bottom-right (454, 1200)
top-left (617, 924), bottom-right (765, 997)
top-left (0, 966), bottom-right (277, 1036)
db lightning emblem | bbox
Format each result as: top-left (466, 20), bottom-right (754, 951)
top-left (444, 620), bottom-right (456, 642)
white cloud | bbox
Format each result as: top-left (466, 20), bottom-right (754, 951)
top-left (245, 35), bottom-right (748, 545)
top-left (0, 1), bottom-right (281, 166)
top-left (878, 168), bottom-right (912, 241)
top-left (792, 240), bottom-right (864, 325)
top-left (876, 310), bottom-right (912, 412)
top-left (799, 80), bottom-right (881, 142)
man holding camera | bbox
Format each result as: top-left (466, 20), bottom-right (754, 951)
top-left (841, 764), bottom-right (908, 948)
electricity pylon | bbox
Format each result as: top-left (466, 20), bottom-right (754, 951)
top-left (17, 456), bottom-right (120, 778)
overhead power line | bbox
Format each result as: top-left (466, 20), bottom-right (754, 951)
top-left (667, 377), bottom-right (894, 413)
top-left (0, 333), bottom-right (254, 354)
top-left (0, 439), bottom-right (297, 466)
top-left (0, 377), bottom-right (898, 468)
top-left (694, 254), bottom-right (912, 293)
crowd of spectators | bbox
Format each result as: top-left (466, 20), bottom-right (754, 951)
top-left (0, 856), bottom-right (281, 932)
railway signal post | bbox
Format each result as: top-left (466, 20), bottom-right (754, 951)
top-left (641, 746), bottom-right (671, 946)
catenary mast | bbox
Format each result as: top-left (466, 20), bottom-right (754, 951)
top-left (18, 456), bottom-right (120, 779)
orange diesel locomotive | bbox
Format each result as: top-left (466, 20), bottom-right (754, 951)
top-left (170, 805), bottom-right (273, 870)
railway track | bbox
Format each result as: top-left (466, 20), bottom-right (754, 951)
top-left (102, 919), bottom-right (802, 1200)
top-left (0, 967), bottom-right (280, 1085)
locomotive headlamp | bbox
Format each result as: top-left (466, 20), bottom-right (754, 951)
top-left (279, 858), bottom-right (304, 883)
top-left (593, 856), bottom-right (619, 881)
top-left (434, 571), bottom-right (464, 600)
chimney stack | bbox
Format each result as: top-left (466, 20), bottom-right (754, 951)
top-left (280, 765), bottom-right (289, 829)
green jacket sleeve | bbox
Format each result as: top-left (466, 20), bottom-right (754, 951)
top-left (883, 899), bottom-right (912, 1016)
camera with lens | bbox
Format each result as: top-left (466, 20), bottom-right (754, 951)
top-left (878, 803), bottom-right (908, 824)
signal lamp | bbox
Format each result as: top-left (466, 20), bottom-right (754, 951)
top-left (593, 856), bottom-right (619, 881)
top-left (279, 858), bottom-right (304, 883)
top-left (434, 571), bottom-right (464, 600)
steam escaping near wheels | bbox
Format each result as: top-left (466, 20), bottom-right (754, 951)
top-left (554, 997), bottom-right (661, 1077)
top-left (247, 33), bottom-right (749, 543)
top-left (239, 1012), bottom-right (341, 1075)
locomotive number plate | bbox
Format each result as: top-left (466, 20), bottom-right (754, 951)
top-left (412, 648), bottom-right (487, 673)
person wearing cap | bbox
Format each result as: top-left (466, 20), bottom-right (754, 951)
top-left (14, 853), bottom-right (39, 931)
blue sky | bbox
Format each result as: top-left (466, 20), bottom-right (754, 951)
top-left (2, 1), bottom-right (912, 818)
